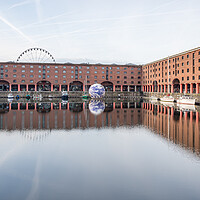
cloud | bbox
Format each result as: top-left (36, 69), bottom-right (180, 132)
top-left (0, 14), bottom-right (35, 44)
top-left (35, 0), bottom-right (42, 22)
top-left (8, 0), bottom-right (32, 10)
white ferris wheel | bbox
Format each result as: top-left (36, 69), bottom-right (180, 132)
top-left (17, 48), bottom-right (56, 63)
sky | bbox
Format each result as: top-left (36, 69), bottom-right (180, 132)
top-left (0, 0), bottom-right (200, 64)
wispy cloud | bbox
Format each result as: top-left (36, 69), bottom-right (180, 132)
top-left (8, 0), bottom-right (32, 10)
top-left (20, 8), bottom-right (200, 29)
top-left (0, 14), bottom-right (35, 44)
top-left (35, 0), bottom-right (42, 22)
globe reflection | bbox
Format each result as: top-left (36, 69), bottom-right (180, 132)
top-left (89, 84), bottom-right (105, 98)
top-left (89, 100), bottom-right (105, 115)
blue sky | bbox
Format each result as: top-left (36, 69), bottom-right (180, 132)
top-left (0, 0), bottom-right (200, 64)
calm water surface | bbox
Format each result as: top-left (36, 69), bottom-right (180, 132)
top-left (0, 100), bottom-right (199, 200)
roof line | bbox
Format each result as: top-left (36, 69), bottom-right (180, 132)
top-left (144, 46), bottom-right (200, 66)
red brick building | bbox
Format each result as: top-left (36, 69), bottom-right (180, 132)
top-left (0, 62), bottom-right (142, 92)
top-left (142, 47), bottom-right (200, 94)
top-left (1, 47), bottom-right (200, 94)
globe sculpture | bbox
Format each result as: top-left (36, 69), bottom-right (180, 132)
top-left (89, 84), bottom-right (105, 98)
top-left (89, 100), bottom-right (105, 115)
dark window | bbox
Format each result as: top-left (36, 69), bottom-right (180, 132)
top-left (187, 69), bottom-right (189, 72)
top-left (187, 76), bottom-right (189, 80)
top-left (192, 76), bottom-right (195, 80)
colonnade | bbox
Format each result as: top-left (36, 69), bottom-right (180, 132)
top-left (143, 83), bottom-right (200, 94)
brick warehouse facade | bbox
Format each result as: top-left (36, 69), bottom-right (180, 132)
top-left (0, 63), bottom-right (142, 92)
top-left (142, 47), bottom-right (200, 94)
top-left (1, 47), bottom-right (200, 94)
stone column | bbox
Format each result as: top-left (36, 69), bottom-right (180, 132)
top-left (113, 85), bottom-right (115, 92)
top-left (128, 86), bottom-right (130, 92)
top-left (171, 84), bottom-right (174, 93)
top-left (185, 83), bottom-right (188, 93)
top-left (121, 85), bottom-right (123, 92)
top-left (190, 83), bottom-right (193, 94)
top-left (135, 85), bottom-right (137, 92)
top-left (35, 84), bottom-right (37, 91)
top-left (67, 85), bottom-right (69, 91)
top-left (59, 84), bottom-right (61, 91)
top-left (196, 83), bottom-right (199, 94)
top-left (18, 84), bottom-right (20, 91)
top-left (83, 85), bottom-right (85, 92)
top-left (180, 84), bottom-right (183, 93)
top-left (51, 84), bottom-right (53, 91)
top-left (9, 84), bottom-right (11, 91)
top-left (26, 84), bottom-right (29, 91)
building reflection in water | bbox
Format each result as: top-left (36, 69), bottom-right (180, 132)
top-left (0, 101), bottom-right (199, 155)
top-left (143, 102), bottom-right (200, 156)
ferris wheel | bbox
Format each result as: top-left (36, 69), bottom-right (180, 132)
top-left (17, 48), bottom-right (56, 63)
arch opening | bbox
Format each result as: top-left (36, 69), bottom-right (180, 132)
top-left (101, 81), bottom-right (113, 91)
top-left (69, 81), bottom-right (83, 91)
top-left (37, 81), bottom-right (51, 91)
top-left (173, 79), bottom-right (180, 93)
top-left (0, 80), bottom-right (9, 91)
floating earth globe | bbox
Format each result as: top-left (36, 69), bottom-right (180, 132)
top-left (89, 100), bottom-right (105, 115)
top-left (89, 84), bottom-right (105, 98)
